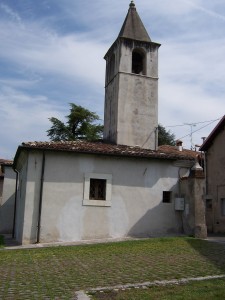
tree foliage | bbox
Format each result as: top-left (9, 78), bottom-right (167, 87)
top-left (158, 124), bottom-right (176, 146)
top-left (47, 104), bottom-right (175, 146)
top-left (47, 103), bottom-right (103, 141)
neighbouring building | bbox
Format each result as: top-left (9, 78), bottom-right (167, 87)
top-left (0, 159), bottom-right (16, 234)
top-left (200, 116), bottom-right (225, 234)
top-left (12, 2), bottom-right (207, 245)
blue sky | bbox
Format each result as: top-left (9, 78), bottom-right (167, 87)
top-left (1, 0), bottom-right (225, 159)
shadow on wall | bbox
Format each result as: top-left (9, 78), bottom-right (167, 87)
top-left (128, 194), bottom-right (183, 238)
top-left (0, 194), bottom-right (15, 234)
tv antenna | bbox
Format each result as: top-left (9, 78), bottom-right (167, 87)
top-left (184, 123), bottom-right (197, 150)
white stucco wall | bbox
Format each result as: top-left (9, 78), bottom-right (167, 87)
top-left (0, 166), bottom-right (16, 233)
top-left (16, 151), bottom-right (186, 244)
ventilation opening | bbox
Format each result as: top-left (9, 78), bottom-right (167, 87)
top-left (132, 49), bottom-right (146, 75)
top-left (163, 191), bottom-right (172, 203)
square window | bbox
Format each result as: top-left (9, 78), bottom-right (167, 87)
top-left (89, 179), bottom-right (106, 200)
top-left (163, 191), bottom-right (172, 203)
top-left (83, 173), bottom-right (112, 207)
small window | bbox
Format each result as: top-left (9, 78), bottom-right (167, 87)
top-left (89, 179), bottom-right (106, 200)
top-left (132, 49), bottom-right (146, 75)
top-left (221, 198), bottom-right (225, 216)
top-left (83, 173), bottom-right (112, 207)
top-left (206, 199), bottom-right (212, 210)
top-left (163, 191), bottom-right (172, 203)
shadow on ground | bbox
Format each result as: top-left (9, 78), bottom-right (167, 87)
top-left (187, 236), bottom-right (225, 274)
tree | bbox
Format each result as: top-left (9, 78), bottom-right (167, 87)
top-left (158, 124), bottom-right (176, 146)
top-left (47, 103), bottom-right (103, 142)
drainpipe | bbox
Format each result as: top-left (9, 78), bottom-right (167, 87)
top-left (12, 168), bottom-right (19, 239)
top-left (203, 151), bottom-right (208, 194)
top-left (36, 152), bottom-right (45, 244)
top-left (203, 150), bottom-right (212, 232)
top-left (155, 126), bottom-right (158, 150)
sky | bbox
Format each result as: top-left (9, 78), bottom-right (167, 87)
top-left (0, 0), bottom-right (225, 159)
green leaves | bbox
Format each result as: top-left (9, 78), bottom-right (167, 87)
top-left (47, 103), bottom-right (103, 141)
top-left (158, 124), bottom-right (176, 146)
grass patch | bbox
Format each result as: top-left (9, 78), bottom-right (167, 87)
top-left (0, 235), bottom-right (4, 247)
top-left (91, 279), bottom-right (225, 300)
top-left (0, 237), bottom-right (225, 299)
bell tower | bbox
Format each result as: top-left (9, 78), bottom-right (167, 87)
top-left (103, 1), bottom-right (160, 149)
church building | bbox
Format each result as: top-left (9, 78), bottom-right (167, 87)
top-left (11, 2), bottom-right (204, 245)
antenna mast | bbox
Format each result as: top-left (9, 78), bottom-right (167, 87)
top-left (184, 123), bottom-right (196, 150)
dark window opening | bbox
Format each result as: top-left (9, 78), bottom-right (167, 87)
top-left (107, 54), bottom-right (115, 83)
top-left (163, 191), bottom-right (172, 203)
top-left (89, 179), bottom-right (106, 200)
top-left (132, 50), bottom-right (145, 75)
top-left (221, 198), bottom-right (225, 216)
top-left (206, 199), bottom-right (212, 210)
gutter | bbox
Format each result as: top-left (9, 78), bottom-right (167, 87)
top-left (36, 152), bottom-right (46, 244)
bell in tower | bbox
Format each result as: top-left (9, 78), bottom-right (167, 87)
top-left (103, 1), bottom-right (161, 149)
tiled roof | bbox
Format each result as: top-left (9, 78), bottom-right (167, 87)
top-left (0, 159), bottom-right (13, 166)
top-left (0, 159), bottom-right (13, 176)
top-left (200, 116), bottom-right (225, 151)
top-left (158, 145), bottom-right (200, 159)
top-left (15, 140), bottom-right (199, 162)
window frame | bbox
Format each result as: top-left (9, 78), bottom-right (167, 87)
top-left (83, 173), bottom-right (112, 207)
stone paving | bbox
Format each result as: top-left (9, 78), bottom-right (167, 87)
top-left (0, 235), bottom-right (225, 299)
top-left (75, 274), bottom-right (225, 300)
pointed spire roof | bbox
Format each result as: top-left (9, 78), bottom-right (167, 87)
top-left (118, 1), bottom-right (151, 42)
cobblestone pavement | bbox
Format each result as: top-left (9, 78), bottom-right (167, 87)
top-left (0, 236), bottom-right (225, 299)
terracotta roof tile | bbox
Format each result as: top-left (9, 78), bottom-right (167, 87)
top-left (0, 159), bottom-right (13, 166)
top-left (15, 140), bottom-right (199, 161)
top-left (0, 159), bottom-right (13, 176)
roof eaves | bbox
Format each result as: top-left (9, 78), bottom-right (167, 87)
top-left (14, 142), bottom-right (196, 162)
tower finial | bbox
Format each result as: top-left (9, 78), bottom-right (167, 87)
top-left (130, 1), bottom-right (135, 8)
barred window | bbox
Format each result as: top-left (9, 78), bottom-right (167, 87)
top-left (83, 173), bottom-right (112, 207)
top-left (89, 179), bottom-right (106, 200)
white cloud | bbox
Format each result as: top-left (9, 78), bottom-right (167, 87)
top-left (182, 0), bottom-right (225, 21)
top-left (0, 3), bottom-right (23, 25)
top-left (0, 0), bottom-right (225, 156)
top-left (157, 20), bottom-right (225, 148)
top-left (0, 86), bottom-right (65, 158)
top-left (0, 21), bottom-right (106, 87)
